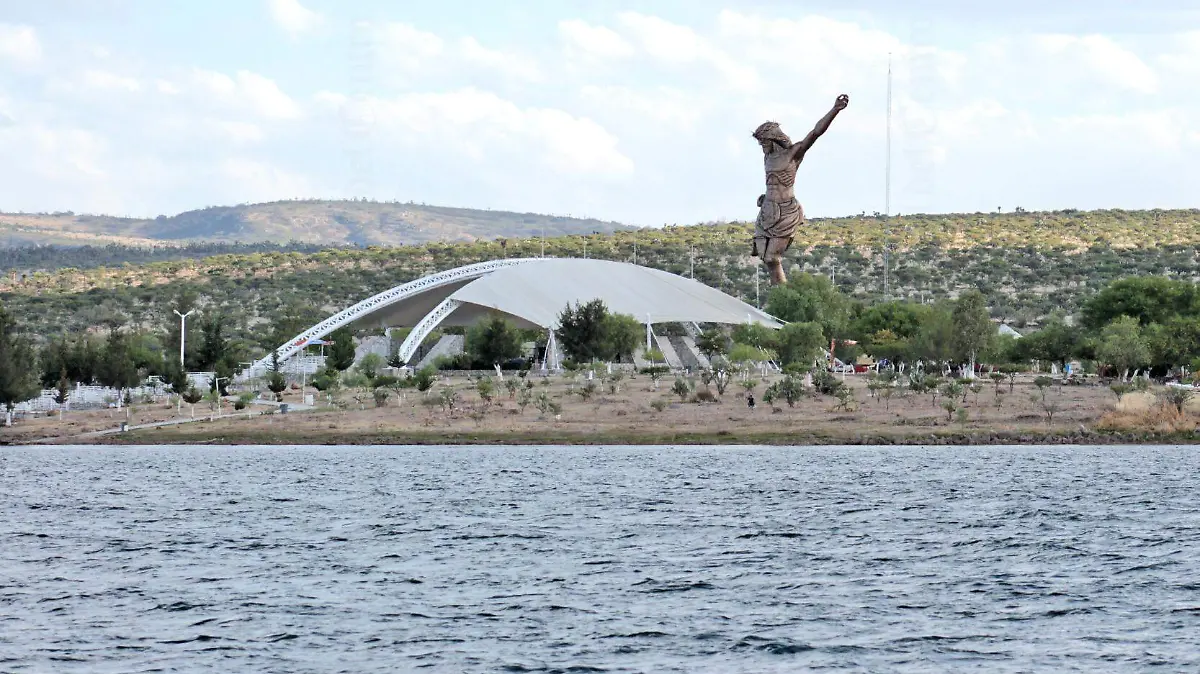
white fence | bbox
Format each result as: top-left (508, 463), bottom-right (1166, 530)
top-left (14, 382), bottom-right (168, 413)
top-left (11, 372), bottom-right (224, 414)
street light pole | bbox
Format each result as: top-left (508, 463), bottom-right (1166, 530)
top-left (173, 309), bottom-right (196, 369)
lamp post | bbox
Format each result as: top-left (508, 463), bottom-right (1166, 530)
top-left (173, 309), bottom-right (196, 368)
top-left (213, 377), bottom-right (229, 417)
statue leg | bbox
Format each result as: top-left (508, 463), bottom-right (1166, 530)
top-left (762, 237), bottom-right (790, 285)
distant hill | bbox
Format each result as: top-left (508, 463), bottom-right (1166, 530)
top-left (0, 199), bottom-right (637, 248)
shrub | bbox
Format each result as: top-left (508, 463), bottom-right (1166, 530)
top-left (373, 388), bottom-right (390, 408)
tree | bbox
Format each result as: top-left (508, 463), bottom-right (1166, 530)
top-left (765, 272), bottom-right (851, 340)
top-left (197, 314), bottom-right (231, 372)
top-left (327, 327), bottom-right (356, 372)
top-left (355, 352), bottom-right (385, 383)
top-left (775, 321), bottom-right (825, 366)
top-left (0, 306), bottom-right (40, 424)
top-left (908, 306), bottom-right (956, 363)
top-left (1097, 316), bottom-right (1150, 380)
top-left (97, 328), bottom-right (140, 402)
top-left (1081, 276), bottom-right (1199, 330)
top-left (1145, 317), bottom-right (1200, 372)
top-left (851, 301), bottom-right (931, 344)
top-left (162, 357), bottom-right (189, 412)
top-left (266, 349), bottom-right (287, 402)
top-left (951, 290), bottom-right (993, 365)
top-left (730, 323), bottom-right (778, 351)
top-left (413, 366), bottom-right (436, 392)
top-left (53, 368), bottom-right (70, 418)
top-left (696, 328), bottom-right (730, 361)
top-left (39, 336), bottom-right (71, 388)
top-left (556, 299), bottom-right (610, 363)
top-left (466, 314), bottom-right (523, 367)
top-left (602, 313), bottom-right (642, 362)
top-left (181, 386), bottom-right (204, 418)
top-left (1020, 318), bottom-right (1080, 372)
top-left (310, 365), bottom-right (340, 396)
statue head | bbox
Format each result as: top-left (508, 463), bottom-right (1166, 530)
top-left (753, 121), bottom-right (791, 152)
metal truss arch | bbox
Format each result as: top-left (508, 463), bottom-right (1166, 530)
top-left (397, 298), bottom-right (462, 366)
top-left (241, 258), bottom-right (539, 379)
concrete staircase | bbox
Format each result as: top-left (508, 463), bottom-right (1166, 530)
top-left (414, 334), bottom-right (464, 370)
top-left (678, 335), bottom-right (711, 369)
top-left (652, 334), bottom-right (684, 369)
top-left (355, 335), bottom-right (391, 363)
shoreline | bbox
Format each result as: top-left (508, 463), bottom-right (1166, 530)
top-left (65, 426), bottom-right (1200, 447)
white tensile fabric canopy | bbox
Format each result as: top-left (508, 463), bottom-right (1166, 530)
top-left (445, 258), bottom-right (781, 329)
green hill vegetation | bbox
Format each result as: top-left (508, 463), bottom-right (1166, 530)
top-left (3, 206), bottom-right (1200, 340)
top-left (6, 205), bottom-right (1200, 428)
top-left (0, 198), bottom-right (634, 248)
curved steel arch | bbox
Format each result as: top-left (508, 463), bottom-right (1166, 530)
top-left (242, 258), bottom-right (540, 379)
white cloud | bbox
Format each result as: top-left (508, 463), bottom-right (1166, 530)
top-left (1034, 34), bottom-right (1159, 94)
top-left (614, 12), bottom-right (760, 91)
top-left (220, 157), bottom-right (313, 199)
top-left (370, 22), bottom-right (445, 73)
top-left (267, 0), bottom-right (322, 38)
top-left (82, 69), bottom-right (141, 92)
top-left (558, 19), bottom-right (634, 60)
top-left (0, 24), bottom-right (41, 65)
top-left (326, 88), bottom-right (633, 176)
top-left (579, 85), bottom-right (703, 129)
top-left (190, 68), bottom-right (301, 119)
top-left (459, 36), bottom-right (542, 81)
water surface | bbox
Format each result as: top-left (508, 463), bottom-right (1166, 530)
top-left (2, 444), bottom-right (1197, 672)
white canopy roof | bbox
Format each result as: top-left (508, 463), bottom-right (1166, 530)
top-left (448, 258), bottom-right (780, 328)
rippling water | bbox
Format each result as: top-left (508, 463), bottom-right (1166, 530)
top-left (2, 445), bottom-right (1198, 672)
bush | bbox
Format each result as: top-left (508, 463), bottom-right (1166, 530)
top-left (812, 370), bottom-right (843, 396)
top-left (649, 399), bottom-right (668, 413)
top-left (1157, 386), bottom-right (1194, 414)
top-left (373, 388), bottom-right (390, 408)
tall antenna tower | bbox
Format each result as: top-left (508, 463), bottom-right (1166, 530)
top-left (883, 53), bottom-right (893, 301)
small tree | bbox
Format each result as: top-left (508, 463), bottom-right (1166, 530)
top-left (1157, 386), bottom-right (1194, 414)
top-left (327, 328), bottom-right (357, 372)
top-left (356, 352), bottom-right (385, 385)
top-left (476, 376), bottom-right (495, 403)
top-left (53, 368), bottom-right (70, 419)
top-left (182, 386), bottom-right (204, 419)
top-left (466, 314), bottom-right (523, 367)
top-left (777, 375), bottom-right (805, 407)
top-left (413, 367), bottom-right (436, 393)
top-left (941, 398), bottom-right (958, 421)
top-left (373, 388), bottom-right (390, 408)
top-left (696, 328), bottom-right (729, 361)
top-left (310, 366), bottom-right (340, 400)
top-left (672, 377), bottom-right (691, 401)
top-left (1109, 382), bottom-right (1133, 404)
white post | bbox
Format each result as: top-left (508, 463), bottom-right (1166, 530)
top-left (173, 309), bottom-right (196, 368)
top-left (645, 314), bottom-right (652, 352)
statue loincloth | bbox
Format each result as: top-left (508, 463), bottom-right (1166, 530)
top-left (751, 197), bottom-right (803, 259)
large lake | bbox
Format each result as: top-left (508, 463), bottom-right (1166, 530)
top-left (1, 445), bottom-right (1197, 672)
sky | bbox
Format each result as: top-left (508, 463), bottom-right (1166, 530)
top-left (1, 0), bottom-right (1198, 226)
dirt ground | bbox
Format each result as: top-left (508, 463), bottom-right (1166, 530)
top-left (5, 371), bottom-right (1187, 446)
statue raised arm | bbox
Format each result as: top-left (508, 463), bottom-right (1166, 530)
top-left (750, 94), bottom-right (849, 286)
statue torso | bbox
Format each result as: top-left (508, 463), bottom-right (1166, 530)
top-left (763, 148), bottom-right (801, 203)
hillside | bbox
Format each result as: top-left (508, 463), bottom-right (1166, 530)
top-left (0, 199), bottom-right (636, 248)
top-left (3, 207), bottom-right (1200, 354)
